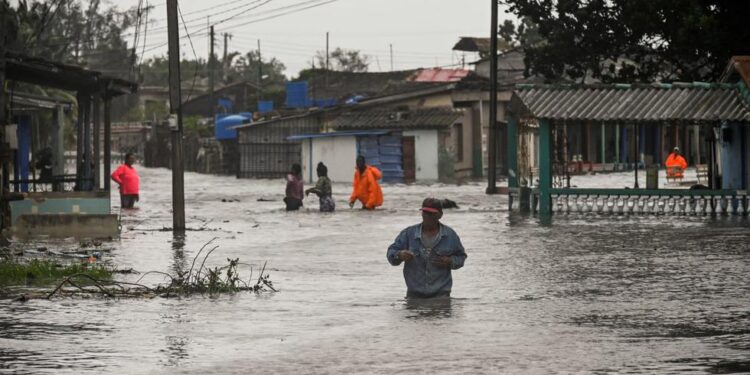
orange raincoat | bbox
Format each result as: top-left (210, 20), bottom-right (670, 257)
top-left (665, 152), bottom-right (688, 178)
top-left (349, 165), bottom-right (383, 209)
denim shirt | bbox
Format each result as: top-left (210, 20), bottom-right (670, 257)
top-left (387, 223), bottom-right (467, 297)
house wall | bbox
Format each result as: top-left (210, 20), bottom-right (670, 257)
top-left (303, 136), bottom-right (358, 184)
top-left (403, 130), bottom-right (439, 181)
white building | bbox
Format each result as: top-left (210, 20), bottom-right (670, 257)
top-left (287, 107), bottom-right (461, 184)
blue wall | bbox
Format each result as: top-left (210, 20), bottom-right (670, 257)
top-left (720, 123), bottom-right (745, 189)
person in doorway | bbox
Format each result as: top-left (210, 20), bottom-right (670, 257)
top-left (387, 198), bottom-right (467, 298)
top-left (665, 146), bottom-right (688, 179)
top-left (284, 163), bottom-right (304, 211)
top-left (305, 162), bottom-right (335, 212)
top-left (111, 153), bottom-right (140, 209)
top-left (348, 155), bottom-right (383, 210)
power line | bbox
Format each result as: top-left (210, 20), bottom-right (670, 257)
top-left (180, 5), bottom-right (201, 102)
top-left (120, 0), bottom-right (266, 39)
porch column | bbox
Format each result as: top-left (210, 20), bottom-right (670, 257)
top-left (83, 94), bottom-right (92, 189)
top-left (104, 97), bottom-right (112, 191)
top-left (539, 118), bottom-right (552, 215)
top-left (506, 112), bottom-right (519, 188)
top-left (52, 104), bottom-right (65, 191)
top-left (601, 123), bottom-right (606, 164)
top-left (615, 123), bottom-right (620, 168)
top-left (93, 95), bottom-right (101, 190)
top-left (0, 52), bottom-right (7, 193)
top-left (75, 92), bottom-right (86, 188)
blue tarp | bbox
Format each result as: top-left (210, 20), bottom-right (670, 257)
top-left (215, 114), bottom-right (251, 140)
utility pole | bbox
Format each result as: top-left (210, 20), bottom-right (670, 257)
top-left (223, 32), bottom-right (232, 76)
top-left (325, 31), bottom-right (329, 88)
top-left (167, 0), bottom-right (185, 231)
top-left (209, 25), bottom-right (215, 121)
top-left (389, 43), bottom-right (394, 71)
top-left (487, 0), bottom-right (499, 194)
top-left (257, 39), bottom-right (263, 100)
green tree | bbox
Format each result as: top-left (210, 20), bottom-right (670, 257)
top-left (315, 47), bottom-right (369, 72)
top-left (503, 0), bottom-right (750, 82)
top-left (6, 0), bottom-right (138, 79)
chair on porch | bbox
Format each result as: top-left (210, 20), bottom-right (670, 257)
top-left (666, 166), bottom-right (685, 183)
top-left (696, 164), bottom-right (709, 184)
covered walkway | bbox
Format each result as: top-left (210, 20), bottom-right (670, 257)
top-left (506, 82), bottom-right (750, 215)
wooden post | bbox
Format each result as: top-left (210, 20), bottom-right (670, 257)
top-left (104, 97), bottom-right (112, 191)
top-left (93, 95), bottom-right (101, 190)
top-left (209, 25), bottom-right (215, 121)
top-left (0, 50), bottom-right (6, 195)
top-left (506, 112), bottom-right (519, 188)
top-left (634, 122), bottom-right (640, 188)
top-left (83, 94), bottom-right (92, 189)
top-left (167, 0), bottom-right (186, 231)
top-left (75, 92), bottom-right (85, 187)
top-left (486, 0), bottom-right (498, 194)
top-left (539, 119), bottom-right (552, 215)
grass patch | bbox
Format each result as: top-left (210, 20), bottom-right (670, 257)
top-left (0, 259), bottom-right (113, 288)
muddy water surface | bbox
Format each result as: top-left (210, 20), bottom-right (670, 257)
top-left (1, 167), bottom-right (749, 374)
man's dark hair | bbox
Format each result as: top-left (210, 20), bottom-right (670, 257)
top-left (317, 162), bottom-right (328, 177)
top-left (356, 155), bottom-right (365, 163)
top-left (291, 163), bottom-right (302, 176)
top-left (125, 153), bottom-right (134, 159)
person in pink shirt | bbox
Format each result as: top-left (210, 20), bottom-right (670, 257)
top-left (111, 153), bottom-right (140, 209)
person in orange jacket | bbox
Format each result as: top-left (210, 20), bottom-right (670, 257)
top-left (348, 155), bottom-right (383, 210)
top-left (665, 146), bottom-right (688, 179)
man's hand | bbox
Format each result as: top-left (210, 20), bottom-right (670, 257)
top-left (349, 201), bottom-right (355, 208)
top-left (432, 256), bottom-right (452, 269)
top-left (397, 250), bottom-right (415, 262)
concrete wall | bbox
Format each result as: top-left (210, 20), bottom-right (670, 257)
top-left (404, 130), bottom-right (439, 181)
top-left (302, 136), bottom-right (358, 184)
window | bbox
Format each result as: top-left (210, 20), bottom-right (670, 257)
top-left (453, 123), bottom-right (464, 162)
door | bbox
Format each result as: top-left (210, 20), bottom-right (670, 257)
top-left (402, 136), bottom-right (416, 183)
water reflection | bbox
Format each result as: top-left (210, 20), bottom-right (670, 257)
top-left (402, 297), bottom-right (453, 320)
top-left (171, 232), bottom-right (187, 276)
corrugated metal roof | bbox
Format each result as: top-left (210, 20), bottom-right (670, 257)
top-left (515, 83), bottom-right (750, 122)
top-left (332, 107), bottom-right (461, 131)
top-left (409, 68), bottom-right (471, 82)
top-left (286, 130), bottom-right (390, 141)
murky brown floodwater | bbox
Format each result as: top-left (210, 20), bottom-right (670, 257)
top-left (1, 167), bottom-right (749, 374)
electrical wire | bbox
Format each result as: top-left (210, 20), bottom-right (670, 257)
top-left (179, 5), bottom-right (201, 102)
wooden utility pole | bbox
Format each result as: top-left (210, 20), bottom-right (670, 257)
top-left (325, 31), bottom-right (329, 87)
top-left (167, 0), bottom-right (185, 231)
top-left (209, 25), bottom-right (215, 121)
top-left (389, 43), bottom-right (394, 71)
top-left (257, 39), bottom-right (263, 100)
top-left (487, 0), bottom-right (498, 194)
top-left (223, 32), bottom-right (232, 80)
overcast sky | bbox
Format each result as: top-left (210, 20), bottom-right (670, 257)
top-left (110, 0), bottom-right (513, 77)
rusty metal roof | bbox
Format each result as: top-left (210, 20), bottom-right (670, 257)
top-left (408, 68), bottom-right (472, 83)
top-left (514, 83), bottom-right (750, 123)
top-left (332, 107), bottom-right (461, 131)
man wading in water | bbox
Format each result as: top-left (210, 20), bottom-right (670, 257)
top-left (387, 198), bottom-right (467, 298)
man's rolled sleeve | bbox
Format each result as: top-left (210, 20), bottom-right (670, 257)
top-left (450, 235), bottom-right (467, 270)
top-left (387, 229), bottom-right (409, 266)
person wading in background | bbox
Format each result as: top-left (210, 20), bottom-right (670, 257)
top-left (387, 198), bottom-right (467, 298)
top-left (111, 153), bottom-right (140, 209)
top-left (284, 163), bottom-right (304, 211)
top-left (305, 162), bottom-right (335, 212)
top-left (348, 155), bottom-right (383, 210)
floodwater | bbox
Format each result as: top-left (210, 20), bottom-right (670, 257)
top-left (1, 167), bottom-right (749, 374)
